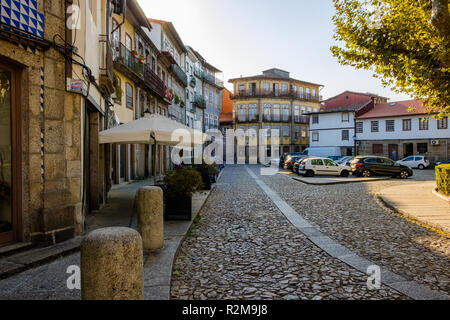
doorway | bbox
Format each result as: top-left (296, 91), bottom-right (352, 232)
top-left (0, 62), bottom-right (21, 246)
top-left (388, 144), bottom-right (399, 161)
top-left (403, 143), bottom-right (413, 158)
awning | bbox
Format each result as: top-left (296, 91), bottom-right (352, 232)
top-left (99, 114), bottom-right (205, 147)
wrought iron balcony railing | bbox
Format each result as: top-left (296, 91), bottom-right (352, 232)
top-left (194, 94), bottom-right (206, 109)
top-left (113, 42), bottom-right (144, 76)
top-left (194, 68), bottom-right (224, 88)
top-left (232, 89), bottom-right (321, 102)
top-left (143, 64), bottom-right (166, 99)
top-left (170, 64), bottom-right (188, 87)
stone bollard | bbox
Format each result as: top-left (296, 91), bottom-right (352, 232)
top-left (81, 227), bottom-right (144, 300)
top-left (137, 186), bottom-right (164, 251)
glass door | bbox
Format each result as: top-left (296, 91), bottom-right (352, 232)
top-left (0, 65), bottom-right (14, 245)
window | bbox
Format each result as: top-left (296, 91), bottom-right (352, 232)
top-left (404, 157), bottom-right (414, 161)
top-left (248, 104), bottom-right (257, 121)
top-left (125, 33), bottom-right (132, 50)
top-left (312, 132), bottom-right (319, 141)
top-left (282, 104), bottom-right (290, 122)
top-left (402, 119), bottom-right (411, 131)
top-left (419, 118), bottom-right (429, 130)
top-left (294, 105), bottom-right (300, 123)
top-left (438, 117), bottom-right (448, 129)
top-left (273, 83), bottom-right (279, 96)
top-left (263, 82), bottom-right (270, 92)
top-left (294, 126), bottom-right (300, 141)
top-left (238, 84), bottom-right (246, 93)
top-left (356, 122), bottom-right (363, 133)
top-left (263, 103), bottom-right (271, 121)
top-left (417, 143), bottom-right (428, 154)
top-left (324, 159), bottom-right (337, 166)
top-left (372, 144), bottom-right (383, 154)
top-left (342, 130), bottom-right (349, 141)
top-left (282, 125), bottom-right (290, 137)
top-left (264, 125), bottom-right (271, 137)
top-left (342, 112), bottom-right (349, 122)
top-left (306, 88), bottom-right (310, 99)
top-left (312, 89), bottom-right (316, 97)
top-left (371, 121), bottom-right (379, 132)
top-left (299, 87), bottom-right (304, 98)
top-left (114, 76), bottom-right (122, 104)
top-left (273, 104), bottom-right (281, 121)
top-left (126, 83), bottom-right (133, 108)
top-left (311, 159), bottom-right (323, 166)
top-left (281, 83), bottom-right (288, 93)
top-left (312, 115), bottom-right (319, 124)
top-left (386, 120), bottom-right (395, 132)
top-left (238, 104), bottom-right (247, 122)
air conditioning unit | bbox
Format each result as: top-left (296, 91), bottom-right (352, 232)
top-left (430, 140), bottom-right (440, 145)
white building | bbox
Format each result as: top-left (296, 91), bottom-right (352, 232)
top-left (356, 100), bottom-right (450, 163)
top-left (309, 101), bottom-right (374, 156)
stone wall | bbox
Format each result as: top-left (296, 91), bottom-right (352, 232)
top-left (0, 0), bottom-right (84, 246)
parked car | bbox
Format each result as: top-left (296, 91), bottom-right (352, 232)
top-left (284, 155), bottom-right (302, 171)
top-left (350, 156), bottom-right (413, 179)
top-left (297, 157), bottom-right (350, 177)
top-left (293, 156), bottom-right (312, 173)
top-left (280, 152), bottom-right (303, 168)
top-left (336, 156), bottom-right (354, 166)
top-left (396, 156), bottom-right (430, 170)
top-left (436, 159), bottom-right (450, 165)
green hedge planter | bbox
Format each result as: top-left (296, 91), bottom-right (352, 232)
top-left (435, 164), bottom-right (450, 196)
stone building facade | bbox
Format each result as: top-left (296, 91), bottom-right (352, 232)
top-left (0, 0), bottom-right (85, 247)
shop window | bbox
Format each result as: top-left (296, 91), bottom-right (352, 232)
top-left (417, 143), bottom-right (428, 154)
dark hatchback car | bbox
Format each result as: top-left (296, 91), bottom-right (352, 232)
top-left (280, 152), bottom-right (303, 168)
top-left (350, 156), bottom-right (413, 179)
top-left (284, 156), bottom-right (302, 171)
top-left (293, 156), bottom-right (311, 173)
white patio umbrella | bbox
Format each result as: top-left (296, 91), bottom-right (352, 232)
top-left (99, 113), bottom-right (205, 184)
top-left (99, 113), bottom-right (204, 147)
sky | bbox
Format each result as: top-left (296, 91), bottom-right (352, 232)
top-left (137, 0), bottom-right (411, 102)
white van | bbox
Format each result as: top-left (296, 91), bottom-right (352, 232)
top-left (301, 147), bottom-right (341, 158)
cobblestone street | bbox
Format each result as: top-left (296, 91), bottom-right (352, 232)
top-left (171, 165), bottom-right (420, 300)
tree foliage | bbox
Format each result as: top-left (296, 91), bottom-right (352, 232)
top-left (331, 0), bottom-right (450, 117)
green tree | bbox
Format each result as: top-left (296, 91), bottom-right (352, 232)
top-left (331, 0), bottom-right (450, 117)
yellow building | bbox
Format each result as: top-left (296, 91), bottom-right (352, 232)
top-left (229, 68), bottom-right (323, 156)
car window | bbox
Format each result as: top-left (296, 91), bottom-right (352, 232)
top-left (364, 158), bottom-right (377, 164)
top-left (414, 157), bottom-right (423, 161)
top-left (311, 159), bottom-right (324, 166)
top-left (380, 158), bottom-right (395, 165)
top-left (324, 159), bottom-right (337, 166)
top-left (404, 157), bottom-right (414, 161)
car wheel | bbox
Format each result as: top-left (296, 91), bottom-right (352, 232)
top-left (400, 170), bottom-right (409, 179)
top-left (418, 164), bottom-right (425, 170)
top-left (306, 170), bottom-right (315, 177)
top-left (362, 169), bottom-right (371, 178)
top-left (340, 170), bottom-right (349, 177)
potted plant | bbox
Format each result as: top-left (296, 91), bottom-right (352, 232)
top-left (174, 94), bottom-right (180, 104)
top-left (163, 167), bottom-right (203, 221)
top-left (180, 101), bottom-right (185, 108)
top-left (138, 55), bottom-right (145, 64)
top-left (194, 163), bottom-right (218, 190)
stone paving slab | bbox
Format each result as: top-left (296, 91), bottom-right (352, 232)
top-left (378, 182), bottom-right (450, 235)
top-left (245, 166), bottom-right (450, 301)
top-left (292, 175), bottom-right (391, 186)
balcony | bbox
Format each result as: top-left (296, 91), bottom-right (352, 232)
top-left (170, 64), bottom-right (188, 87)
top-left (99, 35), bottom-right (114, 95)
top-left (195, 68), bottom-right (224, 88)
top-left (294, 115), bottom-right (310, 124)
top-left (143, 64), bottom-right (166, 99)
top-left (232, 89), bottom-right (321, 102)
top-left (113, 42), bottom-right (144, 76)
top-left (194, 94), bottom-right (206, 109)
top-left (189, 76), bottom-right (196, 88)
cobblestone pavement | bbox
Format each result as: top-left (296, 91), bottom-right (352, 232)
top-left (257, 167), bottom-right (450, 296)
top-left (171, 165), bottom-right (408, 300)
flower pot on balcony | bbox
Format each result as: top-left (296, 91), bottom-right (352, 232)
top-left (138, 56), bottom-right (145, 64)
top-left (131, 50), bottom-right (138, 57)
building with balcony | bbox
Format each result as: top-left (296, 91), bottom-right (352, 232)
top-left (190, 48), bottom-right (224, 132)
top-left (185, 47), bottom-right (204, 130)
top-left (147, 19), bottom-right (188, 125)
top-left (229, 68), bottom-right (323, 156)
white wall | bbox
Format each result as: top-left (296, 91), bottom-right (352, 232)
top-left (356, 115), bottom-right (449, 140)
top-left (309, 112), bottom-right (355, 147)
